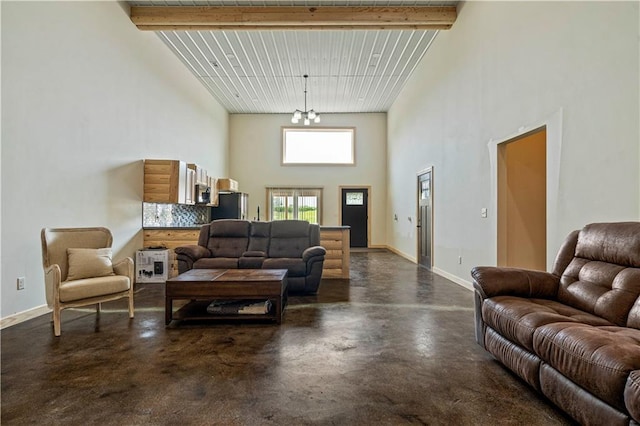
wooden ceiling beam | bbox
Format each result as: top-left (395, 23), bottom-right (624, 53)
top-left (130, 6), bottom-right (457, 31)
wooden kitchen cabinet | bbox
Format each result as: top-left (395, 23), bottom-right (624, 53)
top-left (184, 167), bottom-right (195, 205)
top-left (208, 176), bottom-right (219, 206)
top-left (143, 228), bottom-right (201, 277)
top-left (144, 159), bottom-right (191, 204)
top-left (187, 163), bottom-right (208, 186)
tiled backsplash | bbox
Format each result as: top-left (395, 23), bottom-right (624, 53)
top-left (143, 203), bottom-right (209, 227)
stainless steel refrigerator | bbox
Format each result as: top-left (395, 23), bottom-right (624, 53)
top-left (211, 192), bottom-right (248, 220)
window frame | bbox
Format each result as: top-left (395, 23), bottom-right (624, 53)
top-left (266, 187), bottom-right (323, 224)
top-left (281, 127), bottom-right (356, 166)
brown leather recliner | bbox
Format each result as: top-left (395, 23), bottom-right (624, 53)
top-left (472, 222), bottom-right (640, 425)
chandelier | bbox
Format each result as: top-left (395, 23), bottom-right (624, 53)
top-left (291, 74), bottom-right (320, 125)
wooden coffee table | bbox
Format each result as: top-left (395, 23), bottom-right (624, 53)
top-left (165, 269), bottom-right (288, 325)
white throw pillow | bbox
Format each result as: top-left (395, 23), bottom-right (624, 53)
top-left (66, 248), bottom-right (115, 281)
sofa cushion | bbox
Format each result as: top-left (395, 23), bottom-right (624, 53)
top-left (59, 275), bottom-right (129, 302)
top-left (533, 322), bottom-right (640, 412)
top-left (558, 222), bottom-right (640, 326)
top-left (262, 258), bottom-right (306, 277)
top-left (628, 298), bottom-right (640, 330)
top-left (248, 221), bottom-right (271, 252)
top-left (269, 220), bottom-right (311, 258)
top-left (625, 370), bottom-right (640, 423)
top-left (576, 222), bottom-right (640, 266)
top-left (194, 257), bottom-right (239, 269)
top-left (207, 220), bottom-right (250, 257)
top-left (482, 296), bottom-right (612, 352)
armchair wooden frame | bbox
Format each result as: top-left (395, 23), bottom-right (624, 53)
top-left (41, 227), bottom-right (134, 336)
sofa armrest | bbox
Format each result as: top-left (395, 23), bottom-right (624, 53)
top-left (303, 246), bottom-right (326, 262)
top-left (242, 250), bottom-right (267, 258)
top-left (174, 245), bottom-right (211, 262)
top-left (471, 266), bottom-right (559, 300)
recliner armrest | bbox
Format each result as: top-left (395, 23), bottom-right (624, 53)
top-left (303, 246), bottom-right (326, 262)
top-left (175, 245), bottom-right (211, 261)
top-left (471, 266), bottom-right (559, 300)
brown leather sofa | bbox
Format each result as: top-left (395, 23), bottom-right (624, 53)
top-left (175, 219), bottom-right (326, 294)
top-left (472, 222), bottom-right (640, 425)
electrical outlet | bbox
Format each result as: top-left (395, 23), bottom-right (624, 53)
top-left (458, 256), bottom-right (463, 265)
top-left (17, 277), bottom-right (25, 290)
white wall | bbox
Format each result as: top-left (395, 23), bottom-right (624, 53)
top-left (388, 1), bottom-right (640, 284)
top-left (229, 113), bottom-right (387, 246)
top-left (1, 1), bottom-right (228, 317)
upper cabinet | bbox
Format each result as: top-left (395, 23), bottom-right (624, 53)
top-left (144, 159), bottom-right (232, 206)
top-left (188, 163), bottom-right (208, 186)
top-left (144, 159), bottom-right (192, 204)
top-left (185, 167), bottom-right (195, 205)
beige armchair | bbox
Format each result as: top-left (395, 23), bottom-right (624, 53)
top-left (41, 227), bottom-right (134, 336)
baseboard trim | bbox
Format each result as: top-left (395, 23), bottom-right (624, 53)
top-left (383, 245), bottom-right (473, 292)
top-left (385, 245), bottom-right (417, 263)
top-left (432, 267), bottom-right (473, 291)
top-left (0, 305), bottom-right (50, 330)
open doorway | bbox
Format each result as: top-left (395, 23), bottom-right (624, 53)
top-left (497, 127), bottom-right (547, 270)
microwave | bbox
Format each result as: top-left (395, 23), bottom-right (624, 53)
top-left (195, 184), bottom-right (211, 204)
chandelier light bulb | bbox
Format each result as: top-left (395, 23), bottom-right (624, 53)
top-left (314, 115), bottom-right (321, 123)
top-left (291, 117), bottom-right (299, 124)
top-left (304, 117), bottom-right (311, 126)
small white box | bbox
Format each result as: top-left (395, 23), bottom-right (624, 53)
top-left (136, 249), bottom-right (169, 283)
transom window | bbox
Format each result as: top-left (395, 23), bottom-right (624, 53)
top-left (282, 128), bottom-right (355, 165)
top-left (267, 187), bottom-right (322, 224)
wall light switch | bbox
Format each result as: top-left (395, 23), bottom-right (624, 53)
top-left (481, 208), bottom-right (488, 218)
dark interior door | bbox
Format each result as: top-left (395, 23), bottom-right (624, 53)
top-left (342, 188), bottom-right (368, 248)
top-left (418, 171), bottom-right (432, 269)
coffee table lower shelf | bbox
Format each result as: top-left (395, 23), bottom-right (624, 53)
top-left (171, 300), bottom-right (281, 323)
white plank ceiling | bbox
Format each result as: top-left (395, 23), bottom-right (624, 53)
top-left (128, 1), bottom-right (458, 114)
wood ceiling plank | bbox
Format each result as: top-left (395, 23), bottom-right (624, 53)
top-left (130, 6), bottom-right (457, 31)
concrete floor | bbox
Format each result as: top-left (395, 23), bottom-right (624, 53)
top-left (1, 250), bottom-right (574, 425)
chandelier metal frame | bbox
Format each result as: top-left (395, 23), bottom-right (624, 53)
top-left (291, 74), bottom-right (320, 125)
